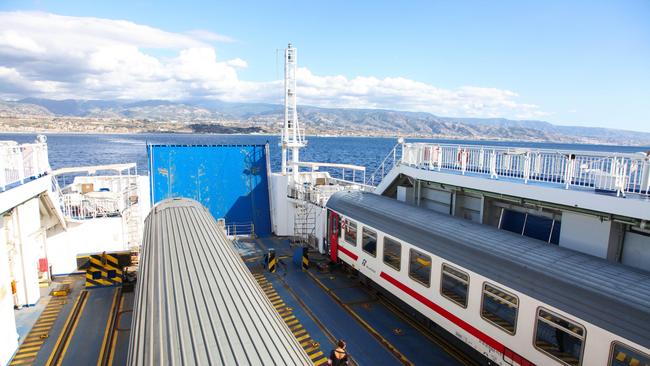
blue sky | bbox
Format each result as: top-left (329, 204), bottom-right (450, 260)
top-left (0, 0), bottom-right (648, 131)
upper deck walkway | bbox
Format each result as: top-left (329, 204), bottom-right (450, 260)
top-left (368, 141), bottom-right (650, 202)
top-left (1, 137), bottom-right (50, 192)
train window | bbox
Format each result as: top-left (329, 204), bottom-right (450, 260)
top-left (534, 308), bottom-right (585, 366)
top-left (343, 220), bottom-right (357, 246)
top-left (362, 227), bottom-right (377, 257)
top-left (408, 249), bottom-right (431, 287)
top-left (481, 283), bottom-right (518, 334)
top-left (440, 264), bottom-right (469, 308)
top-left (383, 237), bottom-right (401, 271)
top-left (609, 342), bottom-right (650, 366)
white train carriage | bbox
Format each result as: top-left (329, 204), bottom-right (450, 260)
top-left (326, 191), bottom-right (650, 366)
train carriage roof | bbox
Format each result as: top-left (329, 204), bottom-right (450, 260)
top-left (327, 191), bottom-right (650, 348)
top-left (128, 198), bottom-right (311, 365)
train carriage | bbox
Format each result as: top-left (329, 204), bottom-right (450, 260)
top-left (326, 191), bottom-right (650, 366)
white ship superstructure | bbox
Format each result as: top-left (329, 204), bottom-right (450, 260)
top-left (359, 142), bottom-right (650, 270)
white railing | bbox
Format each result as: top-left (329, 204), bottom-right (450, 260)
top-left (225, 222), bottom-right (255, 238)
top-left (0, 141), bottom-right (50, 191)
top-left (400, 142), bottom-right (650, 197)
top-left (289, 177), bottom-right (374, 207)
top-left (294, 161), bottom-right (367, 186)
top-left (366, 143), bottom-right (401, 187)
top-left (58, 178), bottom-right (140, 220)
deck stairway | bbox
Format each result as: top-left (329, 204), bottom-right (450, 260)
top-left (293, 201), bottom-right (317, 248)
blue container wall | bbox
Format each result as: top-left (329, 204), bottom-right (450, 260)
top-left (148, 144), bottom-right (272, 237)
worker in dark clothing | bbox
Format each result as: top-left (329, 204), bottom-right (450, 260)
top-left (328, 339), bottom-right (349, 366)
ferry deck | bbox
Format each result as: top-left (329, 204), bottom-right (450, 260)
top-left (7, 236), bottom-right (479, 366)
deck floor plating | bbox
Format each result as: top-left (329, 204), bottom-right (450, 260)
top-left (242, 236), bottom-right (465, 366)
top-left (9, 275), bottom-right (133, 366)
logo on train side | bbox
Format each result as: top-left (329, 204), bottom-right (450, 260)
top-left (361, 258), bottom-right (377, 274)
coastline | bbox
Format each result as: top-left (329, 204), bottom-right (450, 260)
top-left (1, 130), bottom-right (649, 149)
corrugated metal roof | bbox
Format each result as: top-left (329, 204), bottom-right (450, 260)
top-left (128, 198), bottom-right (312, 366)
top-left (327, 191), bottom-right (650, 348)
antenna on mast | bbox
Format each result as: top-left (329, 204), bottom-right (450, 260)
top-left (280, 43), bottom-right (306, 180)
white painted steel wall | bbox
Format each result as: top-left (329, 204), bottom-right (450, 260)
top-left (621, 232), bottom-right (650, 272)
top-left (559, 212), bottom-right (612, 258)
top-left (270, 173), bottom-right (293, 236)
top-left (46, 217), bottom-right (126, 274)
top-left (378, 165), bottom-right (650, 221)
top-left (0, 216), bottom-right (18, 366)
top-left (10, 198), bottom-right (43, 306)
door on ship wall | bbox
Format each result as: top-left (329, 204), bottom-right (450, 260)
top-left (328, 211), bottom-right (339, 262)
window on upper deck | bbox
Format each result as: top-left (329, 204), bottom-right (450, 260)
top-left (534, 308), bottom-right (585, 366)
top-left (440, 264), bottom-right (469, 308)
top-left (383, 237), bottom-right (401, 271)
top-left (342, 220), bottom-right (357, 246)
top-left (362, 227), bottom-right (377, 257)
top-left (609, 342), bottom-right (650, 366)
top-left (481, 283), bottom-right (518, 334)
top-left (408, 249), bottom-right (431, 287)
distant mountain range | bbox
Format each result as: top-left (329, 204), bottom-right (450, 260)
top-left (1, 98), bottom-right (649, 146)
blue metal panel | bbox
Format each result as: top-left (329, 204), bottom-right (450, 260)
top-left (147, 144), bottom-right (272, 237)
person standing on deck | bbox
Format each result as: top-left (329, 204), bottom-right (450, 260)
top-left (328, 340), bottom-right (349, 366)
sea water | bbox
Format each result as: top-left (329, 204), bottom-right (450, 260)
top-left (1, 133), bottom-right (648, 179)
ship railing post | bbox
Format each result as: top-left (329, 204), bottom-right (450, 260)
top-left (490, 150), bottom-right (498, 179)
top-left (564, 155), bottom-right (575, 189)
top-left (0, 148), bottom-right (6, 189)
top-left (641, 154), bottom-right (650, 195)
top-left (524, 151), bottom-right (530, 184)
top-left (16, 147), bottom-right (25, 184)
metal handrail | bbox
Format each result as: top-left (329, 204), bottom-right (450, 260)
top-left (400, 142), bottom-right (650, 197)
top-left (366, 143), bottom-right (400, 187)
top-left (0, 141), bottom-right (50, 191)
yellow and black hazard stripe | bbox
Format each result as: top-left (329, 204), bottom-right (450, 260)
top-left (253, 273), bottom-right (328, 366)
top-left (301, 247), bottom-right (309, 271)
top-left (267, 250), bottom-right (277, 273)
top-left (9, 296), bottom-right (67, 365)
top-left (78, 253), bottom-right (124, 288)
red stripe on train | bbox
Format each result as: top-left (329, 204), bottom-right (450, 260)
top-left (337, 245), bottom-right (358, 261)
top-left (379, 271), bottom-right (534, 366)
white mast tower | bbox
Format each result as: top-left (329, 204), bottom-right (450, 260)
top-left (281, 43), bottom-right (306, 182)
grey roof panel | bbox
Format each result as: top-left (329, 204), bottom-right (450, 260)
top-left (128, 198), bottom-right (312, 365)
top-left (327, 191), bottom-right (650, 348)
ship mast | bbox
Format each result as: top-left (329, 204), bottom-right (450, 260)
top-left (281, 43), bottom-right (306, 181)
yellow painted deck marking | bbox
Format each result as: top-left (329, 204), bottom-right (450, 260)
top-left (106, 295), bottom-right (125, 366)
top-left (303, 345), bottom-right (318, 353)
top-left (296, 334), bottom-right (310, 342)
top-left (96, 289), bottom-right (119, 366)
top-left (55, 292), bottom-right (88, 366)
top-left (293, 329), bottom-right (307, 337)
top-left (309, 351), bottom-right (324, 360)
top-left (46, 291), bottom-right (86, 366)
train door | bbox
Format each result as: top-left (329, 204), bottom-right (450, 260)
top-left (328, 210), bottom-right (339, 262)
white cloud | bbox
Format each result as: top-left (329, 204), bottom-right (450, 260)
top-left (185, 29), bottom-right (236, 43)
top-left (0, 11), bottom-right (547, 119)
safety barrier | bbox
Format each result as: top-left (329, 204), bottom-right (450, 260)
top-left (0, 140), bottom-right (50, 191)
top-left (368, 141), bottom-right (650, 198)
top-left (400, 143), bottom-right (650, 197)
top-left (77, 251), bottom-right (131, 287)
